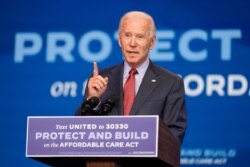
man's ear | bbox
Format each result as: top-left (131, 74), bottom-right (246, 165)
top-left (150, 35), bottom-right (156, 50)
top-left (118, 36), bottom-right (122, 47)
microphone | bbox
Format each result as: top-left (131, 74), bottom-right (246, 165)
top-left (81, 97), bottom-right (100, 116)
top-left (98, 98), bottom-right (115, 115)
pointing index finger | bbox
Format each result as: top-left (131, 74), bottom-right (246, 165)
top-left (93, 62), bottom-right (99, 77)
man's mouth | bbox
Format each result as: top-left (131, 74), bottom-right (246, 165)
top-left (127, 51), bottom-right (139, 54)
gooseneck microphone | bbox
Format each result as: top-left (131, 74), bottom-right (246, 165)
top-left (80, 97), bottom-right (115, 116)
top-left (81, 97), bottom-right (100, 116)
top-left (99, 98), bottom-right (115, 115)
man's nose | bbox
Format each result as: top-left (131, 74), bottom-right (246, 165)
top-left (129, 36), bottom-right (137, 46)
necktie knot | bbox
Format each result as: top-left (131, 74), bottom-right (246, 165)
top-left (129, 68), bottom-right (137, 76)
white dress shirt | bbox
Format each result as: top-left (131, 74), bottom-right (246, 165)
top-left (123, 58), bottom-right (149, 95)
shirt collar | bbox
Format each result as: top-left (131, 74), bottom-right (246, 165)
top-left (123, 58), bottom-right (150, 79)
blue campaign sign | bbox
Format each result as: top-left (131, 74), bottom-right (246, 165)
top-left (26, 116), bottom-right (158, 157)
top-left (0, 0), bottom-right (250, 167)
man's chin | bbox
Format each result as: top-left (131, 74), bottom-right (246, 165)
top-left (126, 60), bottom-right (141, 68)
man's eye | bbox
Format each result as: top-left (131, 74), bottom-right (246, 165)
top-left (137, 35), bottom-right (144, 38)
top-left (124, 33), bottom-right (131, 37)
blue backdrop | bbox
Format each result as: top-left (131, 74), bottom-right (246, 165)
top-left (1, 0), bottom-right (249, 166)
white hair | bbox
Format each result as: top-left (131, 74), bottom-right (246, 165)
top-left (118, 11), bottom-right (156, 38)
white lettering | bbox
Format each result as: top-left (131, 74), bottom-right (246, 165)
top-left (88, 132), bottom-right (112, 140)
top-left (212, 29), bottom-right (242, 61)
top-left (184, 74), bottom-right (249, 97)
top-left (46, 32), bottom-right (75, 62)
top-left (14, 32), bottom-right (42, 63)
top-left (179, 29), bottom-right (208, 61)
top-left (14, 29), bottom-right (242, 63)
top-left (184, 74), bottom-right (204, 96)
top-left (50, 81), bottom-right (77, 97)
top-left (207, 74), bottom-right (225, 96)
top-left (150, 30), bottom-right (175, 61)
top-left (78, 30), bottom-right (112, 62)
top-left (228, 74), bottom-right (248, 96)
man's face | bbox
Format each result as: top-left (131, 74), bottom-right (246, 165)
top-left (118, 17), bottom-right (155, 68)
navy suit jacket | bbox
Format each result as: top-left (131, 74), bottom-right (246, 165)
top-left (76, 60), bottom-right (187, 144)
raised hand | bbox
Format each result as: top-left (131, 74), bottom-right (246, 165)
top-left (87, 62), bottom-right (108, 99)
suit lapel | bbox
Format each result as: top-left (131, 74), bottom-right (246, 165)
top-left (106, 63), bottom-right (124, 115)
top-left (130, 62), bottom-right (161, 115)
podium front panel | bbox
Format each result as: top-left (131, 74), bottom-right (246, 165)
top-left (26, 116), bottom-right (159, 158)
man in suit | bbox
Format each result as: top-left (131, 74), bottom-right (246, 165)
top-left (76, 11), bottom-right (187, 145)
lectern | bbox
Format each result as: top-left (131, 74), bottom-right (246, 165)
top-left (26, 116), bottom-right (180, 167)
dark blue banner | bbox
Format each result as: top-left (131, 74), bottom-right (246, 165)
top-left (0, 0), bottom-right (249, 166)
